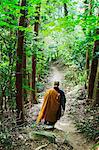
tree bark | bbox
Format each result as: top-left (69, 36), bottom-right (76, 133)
top-left (64, 3), bottom-right (68, 16)
top-left (22, 10), bottom-right (28, 104)
top-left (32, 55), bottom-right (37, 103)
top-left (93, 61), bottom-right (99, 105)
top-left (23, 48), bottom-right (27, 103)
top-left (32, 4), bottom-right (40, 104)
top-left (86, 49), bottom-right (90, 79)
top-left (88, 32), bottom-right (99, 99)
top-left (0, 86), bottom-right (5, 112)
top-left (16, 0), bottom-right (26, 123)
top-left (84, 0), bottom-right (90, 84)
top-left (95, 71), bottom-right (99, 105)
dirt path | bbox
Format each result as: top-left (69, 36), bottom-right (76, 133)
top-left (44, 65), bottom-right (93, 150)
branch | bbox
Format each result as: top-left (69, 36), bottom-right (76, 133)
top-left (35, 144), bottom-right (48, 150)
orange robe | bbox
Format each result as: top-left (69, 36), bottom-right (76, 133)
top-left (36, 88), bottom-right (60, 124)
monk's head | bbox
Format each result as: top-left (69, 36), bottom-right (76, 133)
top-left (54, 81), bottom-right (59, 87)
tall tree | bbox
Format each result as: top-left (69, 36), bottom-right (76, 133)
top-left (84, 0), bottom-right (90, 80)
top-left (16, 0), bottom-right (27, 123)
top-left (88, 29), bottom-right (99, 99)
top-left (93, 61), bottom-right (99, 105)
top-left (32, 4), bottom-right (41, 104)
top-left (95, 67), bottom-right (99, 105)
top-left (87, 0), bottom-right (99, 99)
top-left (22, 44), bottom-right (27, 103)
top-left (22, 10), bottom-right (28, 104)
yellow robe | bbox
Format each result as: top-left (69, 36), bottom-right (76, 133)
top-left (36, 88), bottom-right (60, 124)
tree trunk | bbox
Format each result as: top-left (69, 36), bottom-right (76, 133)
top-left (89, 0), bottom-right (92, 15)
top-left (8, 35), bottom-right (13, 110)
top-left (32, 55), bottom-right (37, 103)
top-left (86, 49), bottom-right (90, 79)
top-left (84, 0), bottom-right (89, 87)
top-left (64, 3), bottom-right (68, 16)
top-left (0, 86), bottom-right (4, 113)
top-left (28, 73), bottom-right (31, 88)
top-left (88, 33), bottom-right (99, 99)
top-left (23, 48), bottom-right (27, 103)
top-left (22, 9), bottom-right (28, 104)
top-left (32, 4), bottom-right (40, 104)
top-left (95, 71), bottom-right (99, 105)
top-left (93, 61), bottom-right (99, 105)
top-left (0, 45), bottom-right (3, 112)
top-left (16, 0), bottom-right (26, 124)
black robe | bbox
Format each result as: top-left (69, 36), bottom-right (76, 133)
top-left (54, 87), bottom-right (66, 119)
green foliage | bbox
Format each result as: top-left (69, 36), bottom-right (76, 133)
top-left (76, 116), bottom-right (99, 141)
top-left (64, 65), bottom-right (86, 87)
top-left (0, 128), bottom-right (12, 150)
top-left (0, 0), bottom-right (19, 28)
top-left (0, 27), bottom-right (16, 110)
top-left (92, 143), bottom-right (99, 150)
top-left (36, 82), bottom-right (44, 92)
top-left (0, 0), bottom-right (98, 112)
top-left (71, 38), bottom-right (93, 70)
top-left (74, 105), bottom-right (99, 141)
top-left (31, 130), bottom-right (55, 142)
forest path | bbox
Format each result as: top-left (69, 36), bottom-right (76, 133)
top-left (43, 64), bottom-right (93, 150)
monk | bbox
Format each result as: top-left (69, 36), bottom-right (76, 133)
top-left (36, 81), bottom-right (66, 125)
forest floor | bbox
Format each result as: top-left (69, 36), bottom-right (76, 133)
top-left (0, 62), bottom-right (98, 150)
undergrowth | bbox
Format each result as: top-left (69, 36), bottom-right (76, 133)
top-left (75, 104), bottom-right (98, 141)
top-left (0, 127), bottom-right (13, 150)
top-left (75, 113), bottom-right (99, 141)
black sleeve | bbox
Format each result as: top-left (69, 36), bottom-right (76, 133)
top-left (59, 90), bottom-right (66, 111)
